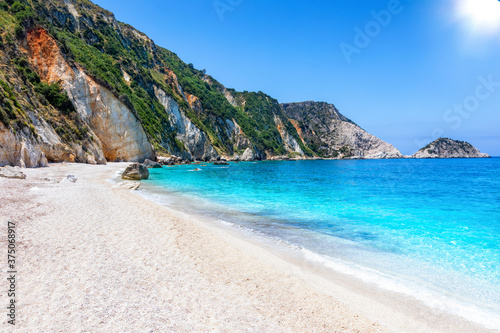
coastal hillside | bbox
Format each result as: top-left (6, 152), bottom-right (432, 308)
top-left (412, 138), bottom-right (490, 159)
top-left (281, 102), bottom-right (402, 159)
top-left (0, 0), bottom-right (401, 167)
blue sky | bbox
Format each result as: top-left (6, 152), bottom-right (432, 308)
top-left (92, 0), bottom-right (500, 155)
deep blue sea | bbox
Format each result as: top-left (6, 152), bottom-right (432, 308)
top-left (141, 158), bottom-right (500, 329)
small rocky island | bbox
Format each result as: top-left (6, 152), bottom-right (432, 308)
top-left (412, 138), bottom-right (490, 159)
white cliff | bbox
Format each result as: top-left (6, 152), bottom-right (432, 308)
top-left (154, 86), bottom-right (218, 161)
top-left (273, 115), bottom-right (304, 156)
top-left (23, 27), bottom-right (154, 162)
top-left (0, 122), bottom-right (48, 167)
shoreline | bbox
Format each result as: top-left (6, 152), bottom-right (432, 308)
top-left (1, 162), bottom-right (496, 332)
top-left (137, 164), bottom-right (500, 332)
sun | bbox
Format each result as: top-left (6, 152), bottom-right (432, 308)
top-left (456, 0), bottom-right (500, 34)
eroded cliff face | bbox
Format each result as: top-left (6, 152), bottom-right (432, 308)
top-left (273, 115), bottom-right (304, 156)
top-left (0, 76), bottom-right (105, 166)
top-left (1, 0), bottom-right (412, 166)
top-left (224, 119), bottom-right (252, 153)
top-left (23, 27), bottom-right (154, 162)
top-left (27, 110), bottom-right (105, 164)
top-left (218, 86), bottom-right (305, 160)
top-left (412, 138), bottom-right (490, 158)
top-left (154, 86), bottom-right (218, 161)
top-left (281, 102), bottom-right (402, 159)
top-left (0, 122), bottom-right (48, 167)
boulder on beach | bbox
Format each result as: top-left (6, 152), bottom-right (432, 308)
top-left (143, 159), bottom-right (162, 168)
top-left (0, 166), bottom-right (26, 180)
top-left (121, 163), bottom-right (149, 180)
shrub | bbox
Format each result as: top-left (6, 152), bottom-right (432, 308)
top-left (14, 23), bottom-right (24, 37)
top-left (10, 1), bottom-right (25, 13)
top-left (34, 82), bottom-right (75, 115)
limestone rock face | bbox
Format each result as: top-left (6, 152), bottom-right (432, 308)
top-left (412, 138), bottom-right (490, 158)
top-left (273, 115), bottom-right (303, 155)
top-left (154, 87), bottom-right (219, 161)
top-left (24, 27), bottom-right (154, 163)
top-left (0, 122), bottom-right (48, 168)
top-left (121, 163), bottom-right (149, 180)
top-left (241, 148), bottom-right (256, 161)
top-left (224, 119), bottom-right (252, 152)
top-left (1, 0), bottom-right (434, 168)
top-left (27, 111), bottom-right (106, 165)
top-left (281, 102), bottom-right (403, 159)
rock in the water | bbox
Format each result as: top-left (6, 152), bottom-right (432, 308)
top-left (213, 161), bottom-right (229, 165)
top-left (121, 163), bottom-right (149, 180)
top-left (113, 181), bottom-right (141, 190)
top-left (143, 159), bottom-right (162, 168)
top-left (66, 175), bottom-right (78, 183)
top-left (0, 166), bottom-right (26, 179)
top-left (412, 138), bottom-right (490, 159)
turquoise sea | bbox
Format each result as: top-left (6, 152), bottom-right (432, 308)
top-left (140, 158), bottom-right (500, 329)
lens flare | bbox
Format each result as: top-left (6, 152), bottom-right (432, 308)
top-left (456, 0), bottom-right (500, 33)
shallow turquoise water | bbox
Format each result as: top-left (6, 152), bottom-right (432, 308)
top-left (143, 158), bottom-right (500, 328)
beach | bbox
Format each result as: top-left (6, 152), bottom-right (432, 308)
top-left (0, 163), bottom-right (495, 332)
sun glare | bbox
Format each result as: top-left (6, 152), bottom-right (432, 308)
top-left (456, 0), bottom-right (500, 33)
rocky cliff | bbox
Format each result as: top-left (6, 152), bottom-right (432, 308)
top-left (0, 0), bottom-right (406, 166)
top-left (281, 102), bottom-right (403, 159)
top-left (412, 138), bottom-right (490, 159)
top-left (154, 86), bottom-right (218, 161)
top-left (23, 27), bottom-right (154, 162)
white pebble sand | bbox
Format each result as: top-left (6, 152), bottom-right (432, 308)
top-left (0, 163), bottom-right (495, 332)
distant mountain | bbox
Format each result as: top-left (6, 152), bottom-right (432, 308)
top-left (0, 0), bottom-right (401, 167)
top-left (412, 138), bottom-right (490, 159)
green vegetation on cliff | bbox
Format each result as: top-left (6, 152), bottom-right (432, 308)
top-left (0, 0), bottom-right (323, 159)
top-left (12, 0), bottom-right (312, 157)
